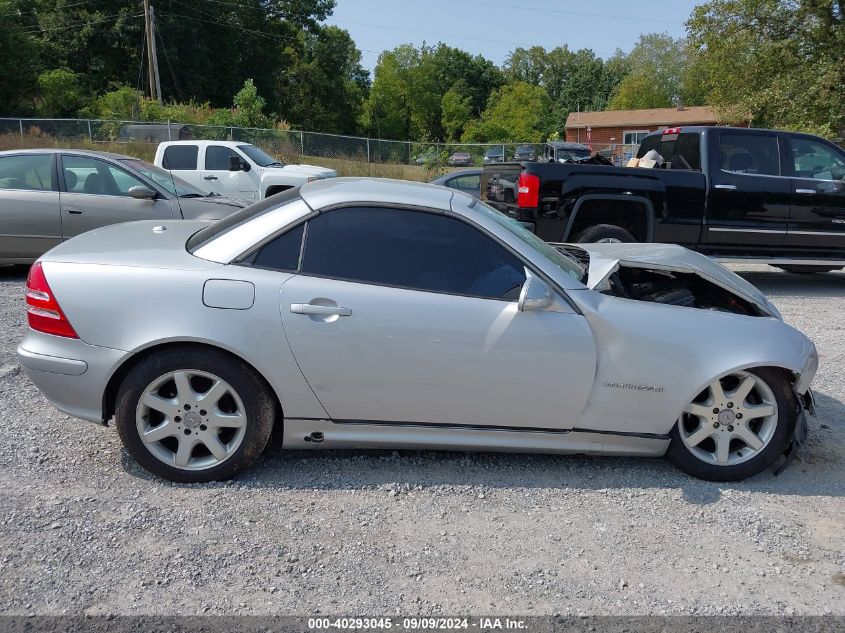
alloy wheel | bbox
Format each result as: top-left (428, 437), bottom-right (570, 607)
top-left (135, 370), bottom-right (247, 471)
top-left (678, 371), bottom-right (778, 466)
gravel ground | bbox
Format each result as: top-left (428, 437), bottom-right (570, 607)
top-left (0, 263), bottom-right (843, 616)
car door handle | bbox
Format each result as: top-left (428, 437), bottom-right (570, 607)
top-left (290, 303), bottom-right (352, 316)
top-left (714, 184), bottom-right (737, 191)
top-left (64, 207), bottom-right (84, 214)
top-left (204, 175), bottom-right (218, 181)
top-left (795, 188), bottom-right (816, 195)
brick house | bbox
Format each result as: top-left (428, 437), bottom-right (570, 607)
top-left (564, 105), bottom-right (732, 160)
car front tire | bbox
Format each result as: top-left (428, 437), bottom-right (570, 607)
top-left (115, 347), bottom-right (276, 483)
top-left (667, 368), bottom-right (797, 482)
top-left (573, 224), bottom-right (636, 243)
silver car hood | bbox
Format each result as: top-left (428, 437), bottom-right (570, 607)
top-left (570, 242), bottom-right (781, 318)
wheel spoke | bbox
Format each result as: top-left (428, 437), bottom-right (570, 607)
top-left (198, 380), bottom-right (228, 407)
top-left (685, 403), bottom-right (713, 420)
top-left (141, 393), bottom-right (179, 418)
top-left (743, 403), bottom-right (776, 419)
top-left (709, 379), bottom-right (727, 405)
top-left (733, 425), bottom-right (764, 450)
top-left (142, 421), bottom-right (177, 444)
top-left (207, 410), bottom-right (245, 429)
top-left (714, 433), bottom-right (731, 464)
top-left (685, 423), bottom-right (714, 447)
top-left (172, 371), bottom-right (195, 403)
top-left (201, 433), bottom-right (228, 461)
top-left (174, 436), bottom-right (197, 467)
top-left (731, 375), bottom-right (757, 404)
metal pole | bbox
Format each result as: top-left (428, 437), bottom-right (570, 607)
top-left (87, 120), bottom-right (92, 142)
top-left (149, 5), bottom-right (163, 103)
top-left (143, 0), bottom-right (156, 101)
top-left (367, 138), bottom-right (371, 163)
top-left (19, 119), bottom-right (24, 137)
top-left (300, 131), bottom-right (304, 156)
top-left (167, 119), bottom-right (172, 141)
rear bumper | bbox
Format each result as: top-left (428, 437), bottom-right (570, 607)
top-left (17, 331), bottom-right (126, 424)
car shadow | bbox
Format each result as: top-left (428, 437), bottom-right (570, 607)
top-left (120, 391), bottom-right (845, 505)
top-left (0, 264), bottom-right (29, 280)
top-left (732, 267), bottom-right (845, 298)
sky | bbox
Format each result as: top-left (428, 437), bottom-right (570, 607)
top-left (325, 0), bottom-right (703, 73)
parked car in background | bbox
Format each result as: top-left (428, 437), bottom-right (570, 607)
top-left (482, 126), bottom-right (845, 272)
top-left (430, 169), bottom-right (481, 198)
top-left (483, 147), bottom-right (505, 164)
top-left (543, 141), bottom-right (592, 162)
top-left (0, 149), bottom-right (246, 264)
top-left (18, 178), bottom-right (816, 483)
top-left (155, 141), bottom-right (336, 201)
top-left (448, 152), bottom-right (473, 167)
top-left (514, 145), bottom-right (537, 161)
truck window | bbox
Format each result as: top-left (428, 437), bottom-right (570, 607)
top-left (668, 133), bottom-right (701, 171)
top-left (719, 134), bottom-right (780, 176)
top-left (162, 145), bottom-right (198, 170)
top-left (206, 145), bottom-right (239, 171)
top-left (790, 138), bottom-right (845, 181)
top-left (636, 135), bottom-right (660, 159)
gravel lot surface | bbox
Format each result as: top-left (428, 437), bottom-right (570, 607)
top-left (0, 263), bottom-right (843, 616)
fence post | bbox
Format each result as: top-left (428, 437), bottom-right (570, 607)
top-left (19, 119), bottom-right (24, 137)
top-left (229, 127), bottom-right (234, 141)
top-left (366, 138), bottom-right (371, 163)
top-left (167, 120), bottom-right (172, 141)
top-left (87, 120), bottom-right (93, 142)
top-left (299, 131), bottom-right (305, 156)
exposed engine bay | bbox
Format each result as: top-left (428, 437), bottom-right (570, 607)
top-left (600, 266), bottom-right (766, 316)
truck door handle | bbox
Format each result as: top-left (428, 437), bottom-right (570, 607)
top-left (64, 207), bottom-right (84, 215)
top-left (714, 184), bottom-right (737, 191)
top-left (795, 188), bottom-right (816, 195)
top-left (291, 303), bottom-right (352, 316)
top-left (203, 175), bottom-right (218, 181)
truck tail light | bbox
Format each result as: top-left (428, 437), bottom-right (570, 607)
top-left (25, 262), bottom-right (78, 338)
top-left (517, 172), bottom-right (540, 208)
top-left (663, 127), bottom-right (681, 135)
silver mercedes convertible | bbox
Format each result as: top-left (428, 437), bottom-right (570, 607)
top-left (17, 178), bottom-right (817, 483)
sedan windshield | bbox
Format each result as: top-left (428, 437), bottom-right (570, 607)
top-left (121, 159), bottom-right (208, 198)
top-left (237, 144), bottom-right (283, 167)
top-left (471, 200), bottom-right (585, 282)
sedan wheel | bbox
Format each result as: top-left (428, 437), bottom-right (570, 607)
top-left (667, 367), bottom-right (797, 481)
top-left (136, 370), bottom-right (247, 471)
top-left (115, 347), bottom-right (275, 482)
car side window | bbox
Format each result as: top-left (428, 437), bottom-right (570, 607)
top-left (162, 145), bottom-right (198, 170)
top-left (206, 146), bottom-right (238, 171)
top-left (300, 207), bottom-right (526, 301)
top-left (719, 134), bottom-right (780, 176)
top-left (450, 175), bottom-right (480, 190)
top-left (669, 133), bottom-right (701, 171)
top-left (248, 223), bottom-right (305, 271)
top-left (61, 155), bottom-right (148, 197)
top-left (0, 154), bottom-right (53, 191)
top-left (790, 139), bottom-right (845, 181)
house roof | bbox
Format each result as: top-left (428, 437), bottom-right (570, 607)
top-left (565, 106), bottom-right (719, 130)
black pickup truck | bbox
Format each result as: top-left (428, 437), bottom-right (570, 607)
top-left (482, 126), bottom-right (845, 272)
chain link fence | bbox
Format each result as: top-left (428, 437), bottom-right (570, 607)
top-left (0, 118), bottom-right (637, 167)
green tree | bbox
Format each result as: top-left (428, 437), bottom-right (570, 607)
top-left (0, 0), bottom-right (41, 114)
top-left (687, 0), bottom-right (844, 137)
top-left (462, 82), bottom-right (553, 143)
top-left (36, 69), bottom-right (87, 117)
top-left (441, 81), bottom-right (473, 141)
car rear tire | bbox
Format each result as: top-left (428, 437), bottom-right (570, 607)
top-left (667, 367), bottom-right (797, 481)
top-left (775, 265), bottom-right (842, 274)
top-left (573, 224), bottom-right (635, 244)
top-left (115, 347), bottom-right (276, 483)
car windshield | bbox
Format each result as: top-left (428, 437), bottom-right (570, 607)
top-left (237, 144), bottom-right (283, 167)
top-left (121, 159), bottom-right (208, 197)
top-left (470, 199), bottom-right (586, 282)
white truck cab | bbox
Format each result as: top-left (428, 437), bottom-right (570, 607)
top-left (154, 140), bottom-right (337, 200)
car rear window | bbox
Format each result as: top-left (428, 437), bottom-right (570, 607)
top-left (162, 145), bottom-right (198, 170)
top-left (186, 187), bottom-right (302, 252)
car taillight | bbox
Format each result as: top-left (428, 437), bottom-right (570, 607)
top-left (517, 172), bottom-right (540, 208)
top-left (25, 262), bottom-right (78, 338)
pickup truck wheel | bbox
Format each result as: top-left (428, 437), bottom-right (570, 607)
top-left (573, 224), bottom-right (635, 244)
top-left (775, 265), bottom-right (842, 274)
top-left (666, 368), bottom-right (796, 482)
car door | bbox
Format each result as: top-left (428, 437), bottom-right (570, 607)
top-left (273, 205), bottom-right (595, 429)
top-left (58, 154), bottom-right (175, 238)
top-left (202, 145), bottom-right (255, 200)
top-left (705, 130), bottom-right (791, 248)
top-left (445, 173), bottom-right (481, 198)
top-left (783, 135), bottom-right (845, 251)
top-left (0, 153), bottom-right (62, 261)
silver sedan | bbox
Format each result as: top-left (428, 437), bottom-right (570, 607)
top-left (17, 178), bottom-right (817, 483)
top-left (0, 148), bottom-right (245, 263)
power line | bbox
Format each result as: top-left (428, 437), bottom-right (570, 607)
top-left (325, 17), bottom-right (531, 47)
top-left (449, 0), bottom-right (685, 25)
top-left (20, 12), bottom-right (143, 34)
top-left (1, 0), bottom-right (108, 18)
top-left (155, 17), bottom-right (184, 102)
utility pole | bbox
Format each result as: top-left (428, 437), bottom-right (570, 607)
top-left (143, 0), bottom-right (162, 103)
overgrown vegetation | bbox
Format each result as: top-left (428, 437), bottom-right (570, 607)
top-left (0, 0), bottom-right (841, 142)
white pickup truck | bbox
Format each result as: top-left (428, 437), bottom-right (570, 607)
top-left (154, 140), bottom-right (337, 201)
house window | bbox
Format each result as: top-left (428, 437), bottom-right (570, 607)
top-left (623, 130), bottom-right (651, 146)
